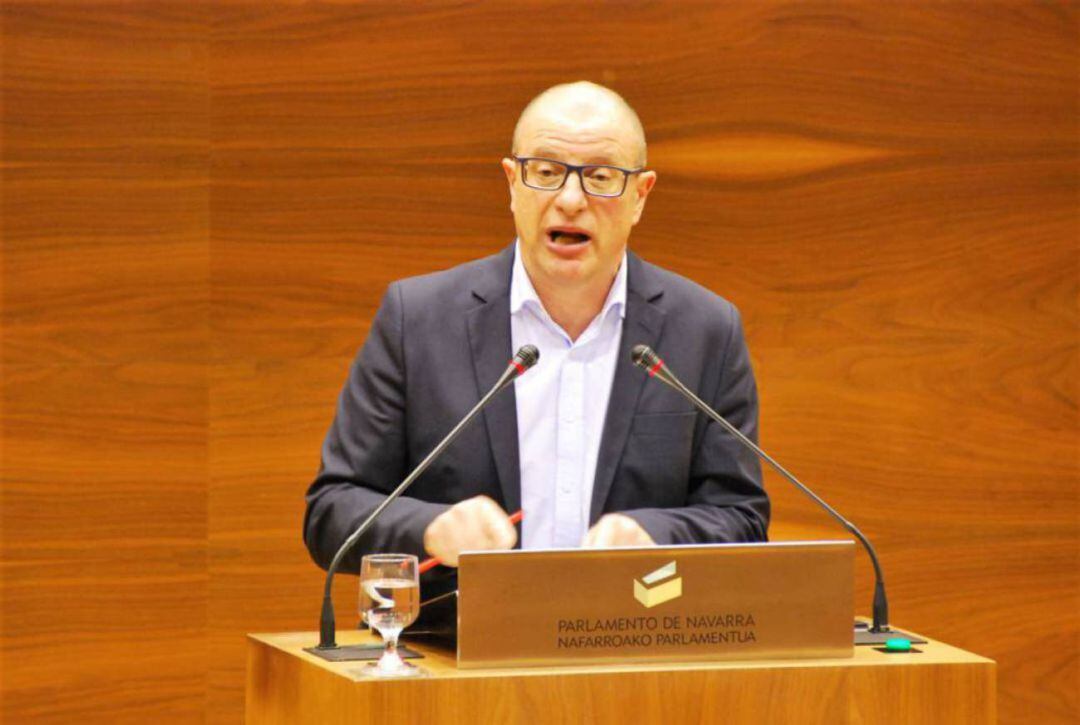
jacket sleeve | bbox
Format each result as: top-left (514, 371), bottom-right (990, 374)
top-left (302, 282), bottom-right (451, 573)
top-left (622, 305), bottom-right (770, 545)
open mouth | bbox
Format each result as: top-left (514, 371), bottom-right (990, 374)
top-left (548, 229), bottom-right (592, 245)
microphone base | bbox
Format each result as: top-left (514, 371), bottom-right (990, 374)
top-left (854, 623), bottom-right (926, 646)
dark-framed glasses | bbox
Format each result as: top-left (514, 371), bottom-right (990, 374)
top-left (513, 156), bottom-right (644, 198)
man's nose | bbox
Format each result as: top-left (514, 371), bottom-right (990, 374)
top-left (554, 171), bottom-right (588, 214)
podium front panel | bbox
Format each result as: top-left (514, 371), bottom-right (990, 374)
top-left (457, 540), bottom-right (854, 668)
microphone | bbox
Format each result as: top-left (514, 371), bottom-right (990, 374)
top-left (631, 344), bottom-right (910, 644)
top-left (316, 344), bottom-right (540, 649)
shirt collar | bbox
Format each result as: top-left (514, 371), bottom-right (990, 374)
top-left (510, 239), bottom-right (627, 321)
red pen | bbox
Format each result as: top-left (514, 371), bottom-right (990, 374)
top-left (418, 509), bottom-right (524, 574)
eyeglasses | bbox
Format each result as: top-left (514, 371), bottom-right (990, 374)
top-left (513, 156), bottom-right (644, 198)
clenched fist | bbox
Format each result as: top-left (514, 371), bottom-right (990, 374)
top-left (422, 495), bottom-right (518, 567)
top-left (581, 513), bottom-right (655, 548)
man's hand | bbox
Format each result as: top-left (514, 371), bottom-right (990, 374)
top-left (581, 513), bottom-right (655, 548)
top-left (423, 495), bottom-right (518, 567)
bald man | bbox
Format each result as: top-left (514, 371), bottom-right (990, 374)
top-left (304, 83), bottom-right (769, 606)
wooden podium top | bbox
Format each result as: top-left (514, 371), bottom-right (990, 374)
top-left (246, 628), bottom-right (995, 724)
top-left (250, 628), bottom-right (989, 680)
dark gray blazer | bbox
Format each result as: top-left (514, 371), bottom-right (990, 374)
top-left (303, 245), bottom-right (769, 587)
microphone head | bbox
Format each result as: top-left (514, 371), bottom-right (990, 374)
top-left (513, 344), bottom-right (540, 372)
top-left (631, 344), bottom-right (661, 370)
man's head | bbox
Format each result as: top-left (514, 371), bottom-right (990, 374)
top-left (502, 81), bottom-right (657, 297)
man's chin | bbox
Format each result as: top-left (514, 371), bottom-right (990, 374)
top-left (522, 241), bottom-right (615, 292)
top-left (542, 256), bottom-right (590, 280)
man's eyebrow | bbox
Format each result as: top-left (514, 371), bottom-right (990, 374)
top-left (529, 147), bottom-right (566, 159)
top-left (528, 147), bottom-right (623, 166)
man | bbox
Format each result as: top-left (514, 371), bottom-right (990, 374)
top-left (303, 82), bottom-right (768, 606)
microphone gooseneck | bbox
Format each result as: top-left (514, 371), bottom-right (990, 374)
top-left (631, 344), bottom-right (891, 634)
top-left (317, 344), bottom-right (539, 649)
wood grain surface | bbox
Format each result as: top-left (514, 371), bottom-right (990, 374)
top-left (2, 2), bottom-right (1077, 723)
top-left (246, 630), bottom-right (997, 725)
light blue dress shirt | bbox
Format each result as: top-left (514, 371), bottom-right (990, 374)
top-left (509, 241), bottom-right (627, 549)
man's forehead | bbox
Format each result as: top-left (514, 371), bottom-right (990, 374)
top-left (516, 111), bottom-right (639, 161)
top-left (520, 126), bottom-right (631, 159)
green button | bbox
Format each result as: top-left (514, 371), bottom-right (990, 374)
top-left (885, 638), bottom-right (912, 651)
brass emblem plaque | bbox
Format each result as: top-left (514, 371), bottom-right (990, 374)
top-left (457, 541), bottom-right (854, 668)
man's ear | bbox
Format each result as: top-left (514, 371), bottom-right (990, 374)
top-left (631, 170), bottom-right (657, 225)
top-left (501, 157), bottom-right (517, 213)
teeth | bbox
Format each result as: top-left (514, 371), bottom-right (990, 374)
top-left (550, 231), bottom-right (588, 244)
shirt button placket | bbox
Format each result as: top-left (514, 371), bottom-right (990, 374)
top-left (553, 356), bottom-right (585, 547)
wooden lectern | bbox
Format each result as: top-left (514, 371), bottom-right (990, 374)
top-left (257, 544), bottom-right (994, 722)
top-left (246, 628), bottom-right (995, 724)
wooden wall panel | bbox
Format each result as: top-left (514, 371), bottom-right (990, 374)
top-left (208, 358), bottom-right (358, 720)
top-left (1, 3), bottom-right (210, 723)
top-left (2, 364), bottom-right (208, 722)
top-left (2, 2), bottom-right (1077, 723)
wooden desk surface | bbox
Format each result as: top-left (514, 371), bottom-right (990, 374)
top-left (246, 628), bottom-right (995, 724)
top-left (250, 627), bottom-right (991, 681)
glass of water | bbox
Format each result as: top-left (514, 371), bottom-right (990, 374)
top-left (358, 553), bottom-right (421, 677)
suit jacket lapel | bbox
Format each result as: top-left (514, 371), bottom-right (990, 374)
top-left (589, 253), bottom-right (665, 524)
top-left (465, 246), bottom-right (521, 513)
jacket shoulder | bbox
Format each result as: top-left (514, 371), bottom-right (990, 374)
top-left (634, 256), bottom-right (740, 326)
top-left (391, 247), bottom-right (511, 310)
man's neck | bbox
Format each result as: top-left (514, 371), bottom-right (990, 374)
top-left (531, 273), bottom-right (615, 343)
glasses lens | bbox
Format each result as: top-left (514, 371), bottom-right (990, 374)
top-left (582, 166), bottom-right (626, 196)
top-left (523, 159), bottom-right (568, 189)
